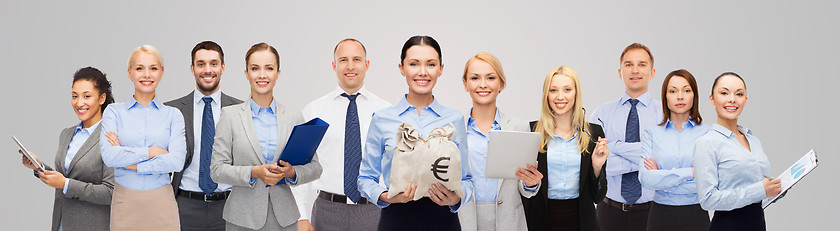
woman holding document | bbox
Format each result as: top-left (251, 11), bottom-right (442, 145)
top-left (693, 72), bottom-right (781, 231)
top-left (456, 52), bottom-right (543, 231)
top-left (521, 66), bottom-right (609, 231)
top-left (209, 42), bottom-right (322, 231)
top-left (99, 45), bottom-right (186, 230)
top-left (357, 35), bottom-right (473, 231)
top-left (638, 69), bottom-right (710, 231)
top-left (20, 67), bottom-right (115, 231)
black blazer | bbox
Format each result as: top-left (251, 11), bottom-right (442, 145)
top-left (165, 91), bottom-right (243, 193)
top-left (522, 122), bottom-right (608, 231)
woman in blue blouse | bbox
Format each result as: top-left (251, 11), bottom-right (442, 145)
top-left (357, 35), bottom-right (473, 231)
top-left (100, 45), bottom-right (187, 231)
top-left (20, 67), bottom-right (115, 231)
top-left (693, 72), bottom-right (782, 231)
top-left (456, 52), bottom-right (543, 231)
top-left (639, 69), bottom-right (710, 231)
top-left (522, 66), bottom-right (609, 231)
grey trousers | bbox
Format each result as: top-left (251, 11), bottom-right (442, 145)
top-left (175, 193), bottom-right (226, 231)
top-left (311, 195), bottom-right (381, 231)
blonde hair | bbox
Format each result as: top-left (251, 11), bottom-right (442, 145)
top-left (127, 45), bottom-right (164, 71)
top-left (534, 66), bottom-right (591, 154)
top-left (461, 52), bottom-right (506, 87)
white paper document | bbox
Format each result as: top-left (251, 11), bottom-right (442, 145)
top-left (762, 149), bottom-right (818, 209)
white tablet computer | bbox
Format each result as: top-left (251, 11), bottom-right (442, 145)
top-left (485, 130), bottom-right (541, 179)
top-left (11, 135), bottom-right (45, 171)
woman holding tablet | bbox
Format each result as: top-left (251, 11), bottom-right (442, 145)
top-left (209, 42), bottom-right (322, 231)
top-left (357, 35), bottom-right (473, 231)
top-left (638, 69), bottom-right (710, 231)
top-left (99, 45), bottom-right (186, 230)
top-left (457, 52), bottom-right (543, 231)
top-left (694, 72), bottom-right (781, 231)
top-left (20, 67), bottom-right (115, 231)
top-left (521, 66), bottom-right (609, 231)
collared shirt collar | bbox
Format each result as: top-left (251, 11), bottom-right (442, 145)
top-left (467, 107), bottom-right (502, 127)
top-left (621, 91), bottom-right (653, 108)
top-left (331, 86), bottom-right (371, 101)
top-left (75, 120), bottom-right (102, 134)
top-left (397, 94), bottom-right (442, 117)
top-left (665, 119), bottom-right (697, 130)
top-left (193, 89), bottom-right (222, 106)
top-left (249, 97), bottom-right (277, 115)
top-left (711, 123), bottom-right (752, 138)
top-left (128, 95), bottom-right (161, 110)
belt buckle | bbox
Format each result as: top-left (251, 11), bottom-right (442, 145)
top-left (204, 194), bottom-right (211, 202)
top-left (622, 203), bottom-right (629, 212)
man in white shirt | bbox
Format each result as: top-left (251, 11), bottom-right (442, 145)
top-left (293, 38), bottom-right (391, 231)
top-left (165, 41), bottom-right (243, 231)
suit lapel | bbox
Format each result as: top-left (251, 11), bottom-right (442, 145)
top-left (273, 105), bottom-right (291, 164)
top-left (67, 125), bottom-right (102, 174)
top-left (181, 93), bottom-right (195, 165)
top-left (239, 103), bottom-right (266, 164)
top-left (55, 127), bottom-right (74, 174)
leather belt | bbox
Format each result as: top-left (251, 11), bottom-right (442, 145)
top-left (602, 198), bottom-right (651, 212)
top-left (177, 189), bottom-right (230, 202)
top-left (318, 191), bottom-right (369, 204)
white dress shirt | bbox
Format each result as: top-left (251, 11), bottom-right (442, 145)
top-left (179, 89), bottom-right (232, 193)
top-left (292, 86), bottom-right (391, 220)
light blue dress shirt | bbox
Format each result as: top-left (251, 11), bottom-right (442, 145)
top-left (589, 92), bottom-right (662, 204)
top-left (59, 121), bottom-right (101, 231)
top-left (99, 96), bottom-right (187, 191)
top-left (247, 98), bottom-right (298, 185)
top-left (179, 90), bottom-right (232, 193)
top-left (358, 95), bottom-right (473, 212)
top-left (639, 120), bottom-right (710, 206)
top-left (546, 134), bottom-right (581, 200)
top-left (694, 124), bottom-right (769, 211)
top-left (466, 110), bottom-right (501, 203)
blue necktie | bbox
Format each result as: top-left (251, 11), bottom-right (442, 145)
top-left (341, 93), bottom-right (362, 203)
top-left (199, 97), bottom-right (218, 195)
top-left (621, 98), bottom-right (642, 204)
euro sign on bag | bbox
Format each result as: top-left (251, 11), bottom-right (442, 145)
top-left (387, 123), bottom-right (464, 201)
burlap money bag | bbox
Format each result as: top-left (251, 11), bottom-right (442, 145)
top-left (387, 123), bottom-right (464, 200)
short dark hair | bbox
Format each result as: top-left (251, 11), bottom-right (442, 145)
top-left (191, 41), bottom-right (225, 65)
top-left (333, 38), bottom-right (366, 58)
top-left (400, 35), bottom-right (442, 65)
top-left (620, 43), bottom-right (654, 66)
top-left (245, 42), bottom-right (280, 68)
top-left (659, 69), bottom-right (702, 126)
top-left (711, 72), bottom-right (746, 95)
top-left (72, 66), bottom-right (114, 114)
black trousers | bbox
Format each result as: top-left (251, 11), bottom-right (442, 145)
top-left (378, 197), bottom-right (460, 231)
top-left (709, 203), bottom-right (765, 231)
top-left (176, 194), bottom-right (226, 231)
top-left (647, 203), bottom-right (709, 231)
top-left (596, 200), bottom-right (650, 231)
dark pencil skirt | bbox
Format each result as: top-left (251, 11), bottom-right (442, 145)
top-left (378, 197), bottom-right (460, 231)
top-left (547, 198), bottom-right (580, 231)
top-left (708, 203), bottom-right (765, 231)
top-left (646, 202), bottom-right (709, 231)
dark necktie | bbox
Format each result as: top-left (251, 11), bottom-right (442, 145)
top-left (621, 98), bottom-right (641, 204)
top-left (341, 93), bottom-right (362, 203)
top-left (199, 97), bottom-right (218, 195)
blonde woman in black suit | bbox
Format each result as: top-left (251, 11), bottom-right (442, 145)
top-left (21, 67), bottom-right (116, 231)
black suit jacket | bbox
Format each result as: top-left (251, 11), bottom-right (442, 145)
top-left (522, 122), bottom-right (608, 231)
top-left (164, 91), bottom-right (243, 193)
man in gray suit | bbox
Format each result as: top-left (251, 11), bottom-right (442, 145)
top-left (165, 40), bottom-right (243, 231)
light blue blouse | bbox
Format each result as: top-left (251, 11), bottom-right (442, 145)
top-left (639, 120), bottom-right (709, 206)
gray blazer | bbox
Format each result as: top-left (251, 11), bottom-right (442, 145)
top-left (210, 102), bottom-right (322, 229)
top-left (164, 91), bottom-right (242, 193)
top-left (43, 124), bottom-right (115, 231)
top-left (458, 110), bottom-right (539, 231)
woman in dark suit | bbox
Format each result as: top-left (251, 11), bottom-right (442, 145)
top-left (20, 67), bottom-right (116, 231)
top-left (522, 66), bottom-right (609, 231)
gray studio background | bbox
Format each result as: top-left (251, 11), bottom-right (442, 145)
top-left (1, 1), bottom-right (837, 230)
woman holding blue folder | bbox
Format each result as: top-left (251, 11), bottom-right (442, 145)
top-left (209, 42), bottom-right (322, 231)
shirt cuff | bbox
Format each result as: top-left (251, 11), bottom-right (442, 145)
top-left (62, 178), bottom-right (70, 194)
top-left (249, 177), bottom-right (257, 185)
top-left (523, 182), bottom-right (539, 193)
top-left (286, 166), bottom-right (299, 184)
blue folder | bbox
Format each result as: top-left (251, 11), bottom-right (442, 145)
top-left (272, 117), bottom-right (329, 186)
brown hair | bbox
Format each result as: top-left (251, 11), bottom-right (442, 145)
top-left (191, 41), bottom-right (225, 65)
top-left (711, 72), bottom-right (745, 95)
top-left (620, 43), bottom-right (654, 66)
top-left (245, 42), bottom-right (280, 68)
top-left (659, 69), bottom-right (702, 126)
